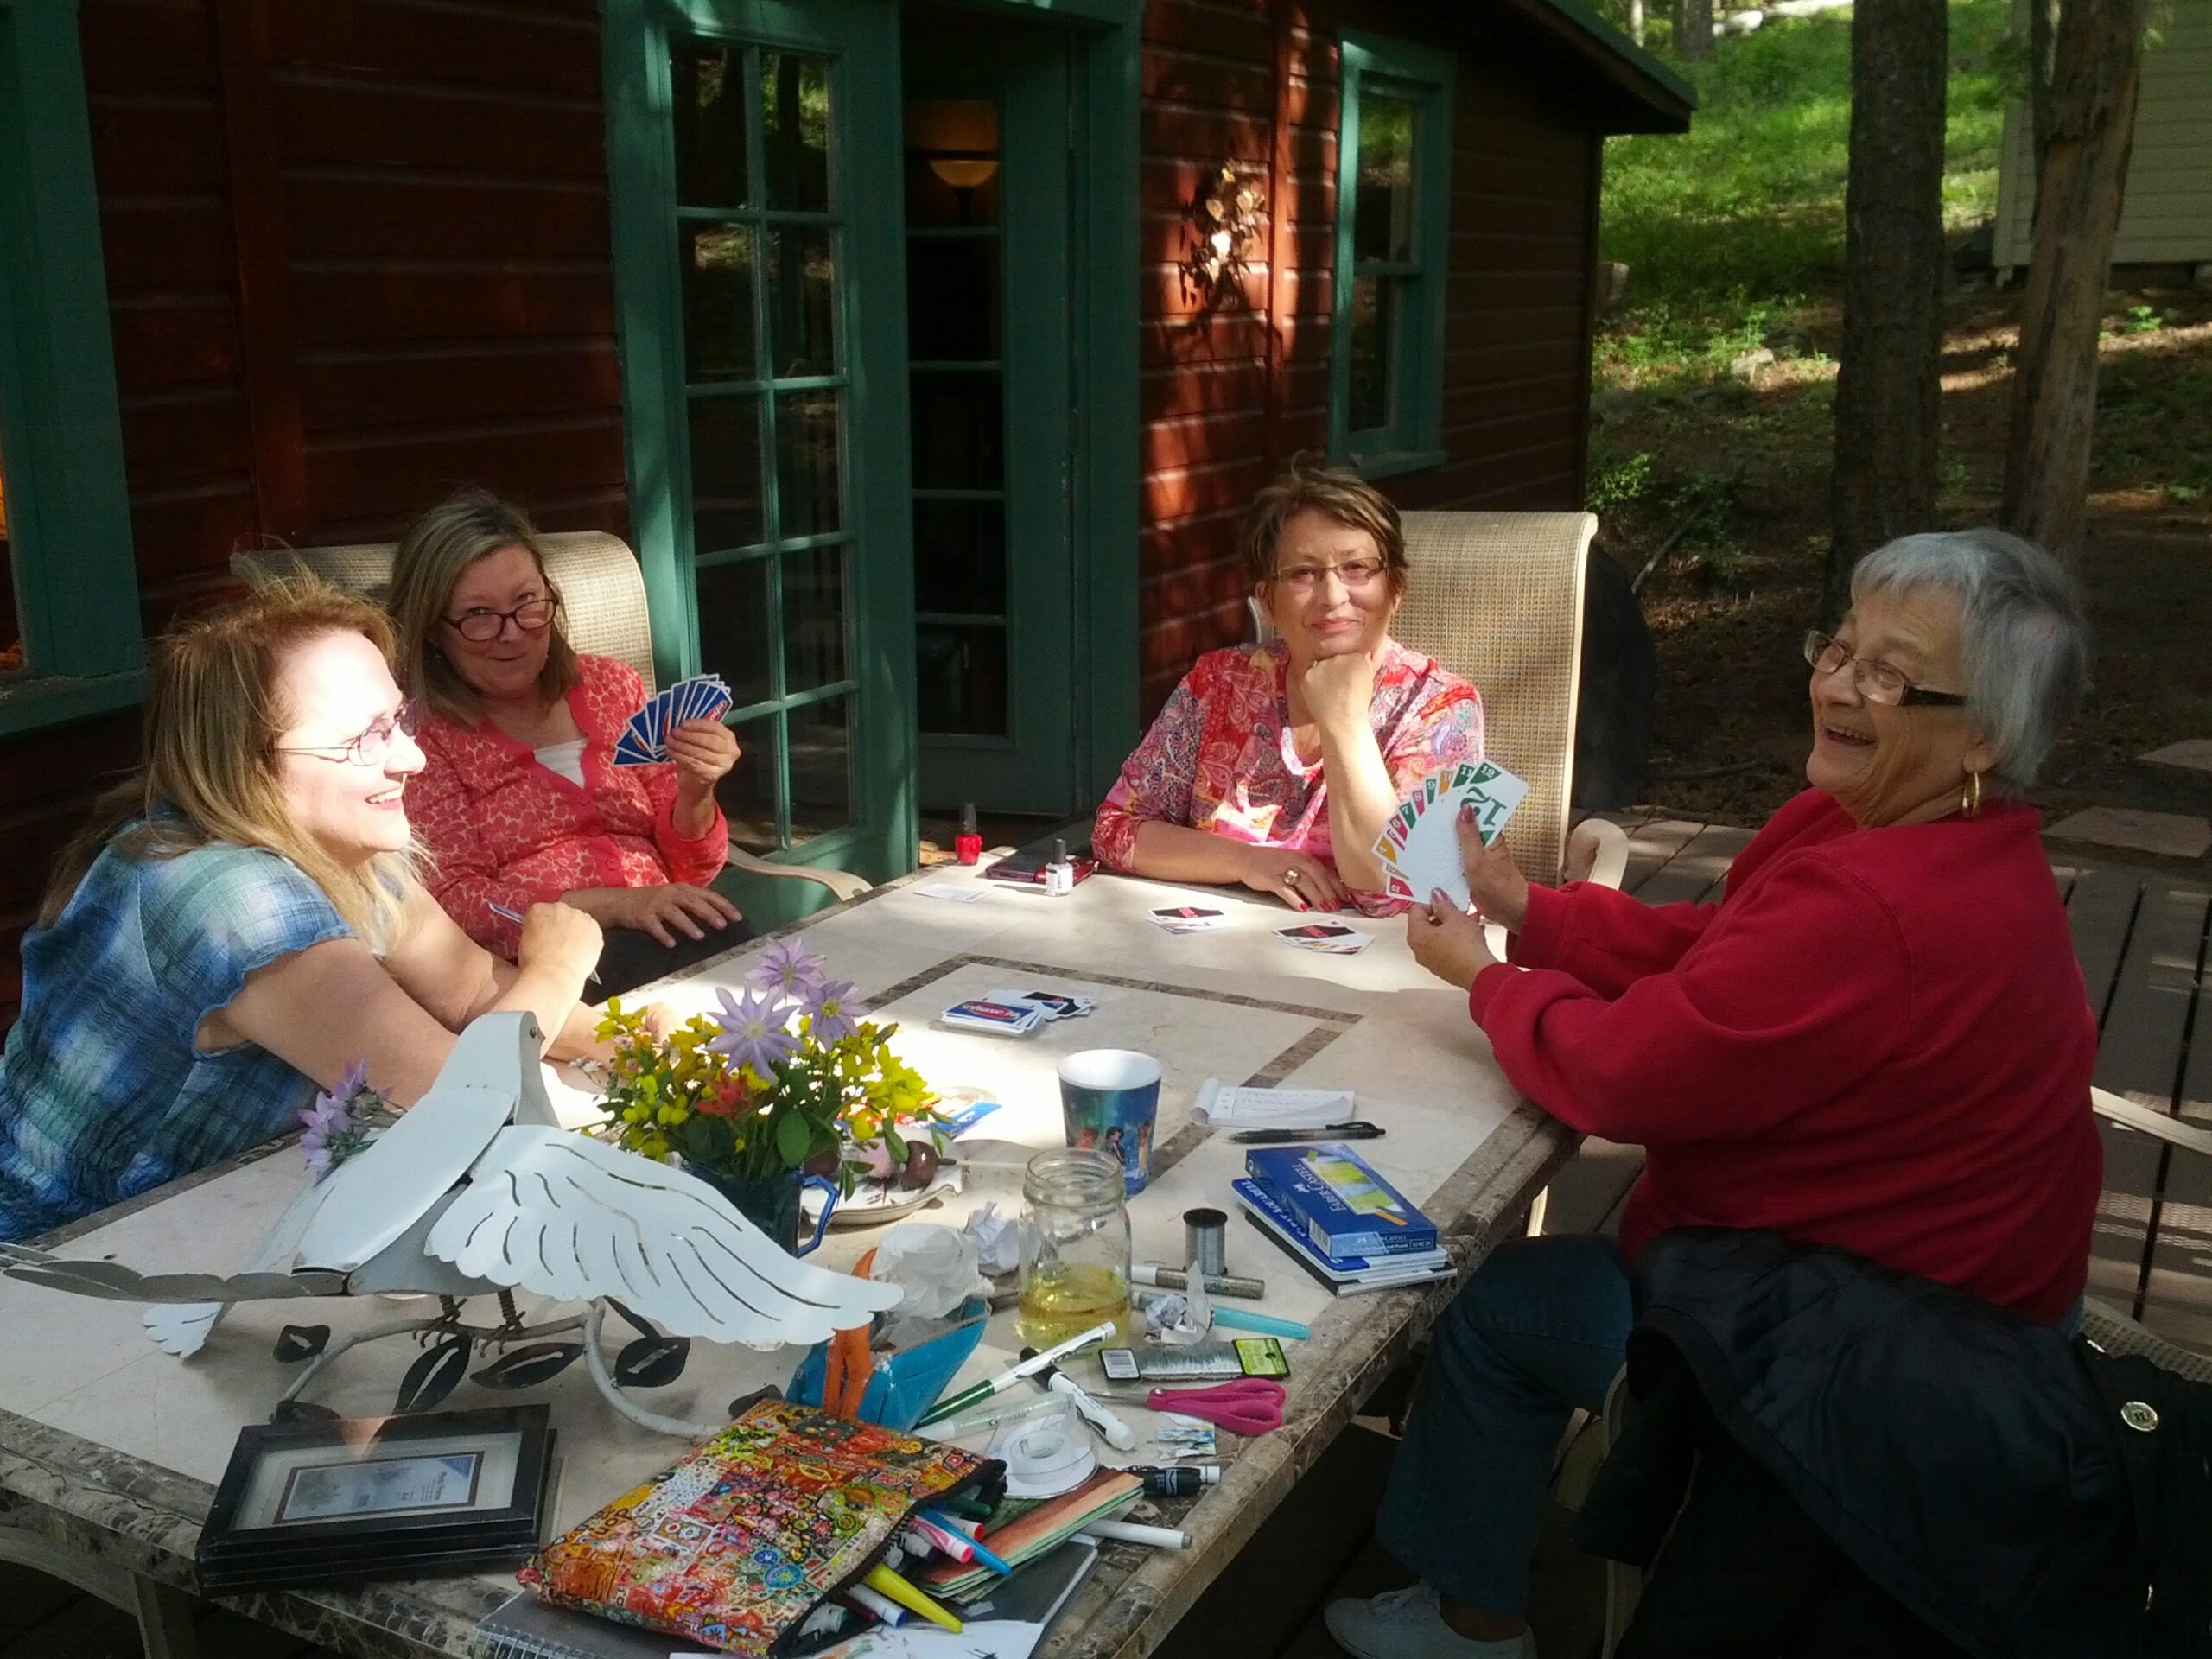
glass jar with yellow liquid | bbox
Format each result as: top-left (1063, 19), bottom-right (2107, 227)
top-left (1018, 1147), bottom-right (1132, 1346)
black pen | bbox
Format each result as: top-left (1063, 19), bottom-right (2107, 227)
top-left (1229, 1121), bottom-right (1385, 1144)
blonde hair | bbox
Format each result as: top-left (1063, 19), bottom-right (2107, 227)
top-left (388, 487), bottom-right (581, 725)
top-left (41, 582), bottom-right (415, 944)
top-left (1240, 454), bottom-right (1409, 597)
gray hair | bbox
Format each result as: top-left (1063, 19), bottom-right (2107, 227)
top-left (1849, 528), bottom-right (2090, 792)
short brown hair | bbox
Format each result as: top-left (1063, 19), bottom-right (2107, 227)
top-left (388, 488), bottom-right (582, 725)
top-left (1239, 454), bottom-right (1408, 595)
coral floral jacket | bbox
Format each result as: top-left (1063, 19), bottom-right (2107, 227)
top-left (410, 655), bottom-right (729, 957)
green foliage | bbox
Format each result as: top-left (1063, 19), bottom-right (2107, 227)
top-left (2110, 303), bottom-right (2167, 337)
top-left (1589, 448), bottom-right (1658, 512)
top-left (1601, 0), bottom-right (2015, 306)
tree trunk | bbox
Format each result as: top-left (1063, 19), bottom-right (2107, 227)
top-left (2028, 0), bottom-right (2060, 188)
top-left (1825, 0), bottom-right (1948, 621)
top-left (2000, 0), bottom-right (2149, 564)
top-left (1681, 0), bottom-right (1713, 60)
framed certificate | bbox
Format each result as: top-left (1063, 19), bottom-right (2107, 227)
top-left (197, 1405), bottom-right (554, 1593)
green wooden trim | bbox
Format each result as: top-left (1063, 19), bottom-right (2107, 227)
top-left (1330, 31), bottom-right (1455, 470)
top-left (1072, 13), bottom-right (1141, 802)
top-left (0, 0), bottom-right (143, 723)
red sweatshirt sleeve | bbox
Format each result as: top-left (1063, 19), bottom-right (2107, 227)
top-left (1470, 854), bottom-right (1909, 1146)
top-left (1510, 880), bottom-right (1721, 997)
top-left (408, 742), bottom-right (539, 956)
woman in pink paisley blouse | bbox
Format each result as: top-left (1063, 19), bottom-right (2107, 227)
top-left (389, 489), bottom-right (746, 995)
top-left (1093, 458), bottom-right (1482, 916)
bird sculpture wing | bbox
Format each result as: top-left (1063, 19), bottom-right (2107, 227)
top-left (424, 1125), bottom-right (902, 1349)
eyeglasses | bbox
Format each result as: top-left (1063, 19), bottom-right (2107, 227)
top-left (1271, 557), bottom-right (1386, 594)
top-left (1802, 632), bottom-right (1967, 708)
top-left (444, 595), bottom-right (558, 643)
top-left (275, 700), bottom-right (423, 767)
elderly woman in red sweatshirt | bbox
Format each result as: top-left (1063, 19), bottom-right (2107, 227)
top-left (1326, 528), bottom-right (2100, 1659)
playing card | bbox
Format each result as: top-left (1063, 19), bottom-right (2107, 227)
top-left (1370, 761), bottom-right (1531, 910)
top-left (1274, 922), bottom-right (1366, 950)
top-left (941, 998), bottom-right (1045, 1036)
top-left (982, 988), bottom-right (1094, 1021)
top-left (1150, 904), bottom-right (1228, 931)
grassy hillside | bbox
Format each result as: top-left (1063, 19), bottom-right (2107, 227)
top-left (1599, 0), bottom-right (2018, 307)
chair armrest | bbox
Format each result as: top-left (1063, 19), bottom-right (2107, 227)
top-left (1566, 817), bottom-right (1629, 890)
top-left (724, 848), bottom-right (872, 902)
top-left (2091, 1086), bottom-right (2212, 1161)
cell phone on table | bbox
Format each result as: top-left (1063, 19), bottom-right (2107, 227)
top-left (982, 850), bottom-right (1099, 886)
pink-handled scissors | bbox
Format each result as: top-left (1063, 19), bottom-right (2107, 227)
top-left (1111, 1378), bottom-right (1286, 1434)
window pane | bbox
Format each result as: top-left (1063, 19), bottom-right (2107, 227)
top-left (916, 624), bottom-right (1007, 737)
top-left (906, 238), bottom-right (998, 362)
top-left (695, 555), bottom-right (773, 710)
top-left (761, 51), bottom-right (830, 212)
top-left (905, 100), bottom-right (1001, 228)
top-left (671, 41), bottom-right (748, 211)
top-left (717, 711), bottom-right (781, 854)
top-left (766, 226), bottom-right (837, 378)
top-left (774, 390), bottom-right (843, 538)
top-left (783, 543), bottom-right (848, 693)
top-left (1354, 92), bottom-right (1419, 264)
top-left (681, 222), bottom-right (756, 383)
top-left (690, 395), bottom-right (764, 553)
top-left (909, 372), bottom-right (1002, 490)
top-left (787, 694), bottom-right (852, 844)
top-left (912, 497), bottom-right (1007, 615)
top-left (1347, 274), bottom-right (1395, 435)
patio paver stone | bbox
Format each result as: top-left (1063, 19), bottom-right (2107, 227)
top-left (2140, 740), bottom-right (2212, 775)
top-left (2045, 807), bottom-right (2212, 861)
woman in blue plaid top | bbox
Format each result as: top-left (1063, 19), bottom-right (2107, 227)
top-left (0, 583), bottom-right (611, 1242)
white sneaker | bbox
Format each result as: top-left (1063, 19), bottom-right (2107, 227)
top-left (1323, 1584), bottom-right (1538, 1659)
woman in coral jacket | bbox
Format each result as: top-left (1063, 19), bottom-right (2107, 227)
top-left (1327, 529), bottom-right (2103, 1659)
top-left (389, 489), bottom-right (744, 996)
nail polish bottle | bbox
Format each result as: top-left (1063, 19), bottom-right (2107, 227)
top-left (955, 803), bottom-right (982, 866)
top-left (1044, 837), bottom-right (1075, 898)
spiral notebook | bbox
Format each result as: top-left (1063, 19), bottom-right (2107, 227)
top-left (474, 1591), bottom-right (689, 1659)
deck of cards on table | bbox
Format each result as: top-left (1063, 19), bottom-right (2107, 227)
top-left (940, 987), bottom-right (1098, 1037)
top-left (612, 673), bottom-right (734, 766)
top-left (1274, 922), bottom-right (1370, 955)
top-left (1149, 904), bottom-right (1229, 934)
top-left (1370, 760), bottom-right (1530, 908)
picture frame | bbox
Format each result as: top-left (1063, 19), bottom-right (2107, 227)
top-left (197, 1404), bottom-right (555, 1592)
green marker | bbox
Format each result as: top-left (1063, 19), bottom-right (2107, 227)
top-left (914, 1319), bottom-right (1118, 1428)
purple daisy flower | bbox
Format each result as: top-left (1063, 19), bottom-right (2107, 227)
top-left (708, 983), bottom-right (799, 1076)
top-left (746, 936), bottom-right (828, 1001)
top-left (803, 977), bottom-right (865, 1046)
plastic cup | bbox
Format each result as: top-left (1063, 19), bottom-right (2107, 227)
top-left (1056, 1048), bottom-right (1162, 1195)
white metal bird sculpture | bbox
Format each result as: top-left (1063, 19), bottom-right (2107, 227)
top-left (1, 1013), bottom-right (900, 1433)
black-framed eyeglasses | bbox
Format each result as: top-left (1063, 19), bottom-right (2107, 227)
top-left (275, 700), bottom-right (423, 767)
top-left (1802, 631), bottom-right (1967, 708)
top-left (443, 595), bottom-right (558, 643)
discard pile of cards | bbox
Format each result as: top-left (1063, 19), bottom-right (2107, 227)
top-left (940, 987), bottom-right (1097, 1037)
top-left (613, 674), bottom-right (734, 766)
top-left (1370, 760), bottom-right (1531, 908)
top-left (1148, 903), bottom-right (1228, 934)
top-left (1274, 921), bottom-right (1370, 956)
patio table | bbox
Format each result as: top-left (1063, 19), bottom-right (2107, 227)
top-left (0, 861), bottom-right (1576, 1659)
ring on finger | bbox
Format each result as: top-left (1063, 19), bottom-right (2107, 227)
top-left (1283, 868), bottom-right (1301, 885)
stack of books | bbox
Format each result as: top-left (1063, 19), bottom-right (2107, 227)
top-left (1233, 1143), bottom-right (1454, 1295)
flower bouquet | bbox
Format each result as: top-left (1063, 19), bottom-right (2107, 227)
top-left (299, 1061), bottom-right (400, 1179)
top-left (594, 938), bottom-right (950, 1249)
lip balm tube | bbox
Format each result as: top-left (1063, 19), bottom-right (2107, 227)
top-left (1133, 1262), bottom-right (1267, 1299)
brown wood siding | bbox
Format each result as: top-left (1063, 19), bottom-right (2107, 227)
top-left (1, 0), bottom-right (625, 1025)
top-left (1134, 0), bottom-right (1606, 716)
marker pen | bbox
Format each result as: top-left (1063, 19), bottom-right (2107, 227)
top-left (1133, 1263), bottom-right (1268, 1300)
top-left (1127, 1464), bottom-right (1222, 1496)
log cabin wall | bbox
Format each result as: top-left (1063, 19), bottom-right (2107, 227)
top-left (0, 0), bottom-right (625, 1025)
top-left (1135, 0), bottom-right (1606, 715)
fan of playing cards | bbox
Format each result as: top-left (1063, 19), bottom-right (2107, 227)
top-left (1370, 760), bottom-right (1530, 909)
top-left (613, 674), bottom-right (734, 766)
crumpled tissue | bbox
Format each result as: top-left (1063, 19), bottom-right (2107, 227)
top-left (962, 1202), bottom-right (1020, 1276)
top-left (868, 1223), bottom-right (990, 1320)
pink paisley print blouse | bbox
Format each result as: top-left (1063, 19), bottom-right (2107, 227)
top-left (1092, 639), bottom-right (1483, 916)
top-left (410, 655), bottom-right (729, 957)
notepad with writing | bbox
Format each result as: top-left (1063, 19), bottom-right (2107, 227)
top-left (912, 1469), bottom-right (1141, 1601)
top-left (820, 1541), bottom-right (1098, 1659)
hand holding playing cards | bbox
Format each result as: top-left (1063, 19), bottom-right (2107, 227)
top-left (667, 717), bottom-right (740, 801)
top-left (1457, 802), bottom-right (1530, 933)
top-left (1406, 889), bottom-right (1497, 992)
top-left (1238, 844), bottom-right (1351, 912)
top-left (1298, 650), bottom-right (1378, 733)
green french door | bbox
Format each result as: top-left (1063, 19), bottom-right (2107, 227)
top-left (605, 0), bottom-right (915, 882)
top-left (903, 21), bottom-right (1077, 814)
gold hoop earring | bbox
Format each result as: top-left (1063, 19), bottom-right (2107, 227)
top-left (1960, 769), bottom-right (1983, 820)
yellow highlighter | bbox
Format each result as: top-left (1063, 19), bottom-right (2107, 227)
top-left (864, 1563), bottom-right (963, 1633)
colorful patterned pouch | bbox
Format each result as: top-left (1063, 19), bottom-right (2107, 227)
top-left (518, 1399), bottom-right (1004, 1657)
